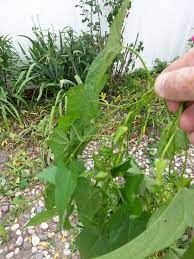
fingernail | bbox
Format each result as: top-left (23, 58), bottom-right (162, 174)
top-left (155, 73), bottom-right (168, 98)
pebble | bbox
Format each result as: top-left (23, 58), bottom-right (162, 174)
top-left (23, 240), bottom-right (32, 250)
top-left (16, 229), bottom-right (22, 236)
top-left (36, 206), bottom-right (43, 213)
top-left (32, 235), bottom-right (40, 247)
top-left (42, 251), bottom-right (48, 256)
top-left (40, 222), bottom-right (48, 230)
top-left (63, 249), bottom-right (71, 256)
top-left (186, 168), bottom-right (192, 174)
top-left (14, 247), bottom-right (20, 255)
top-left (16, 236), bottom-right (23, 246)
top-left (6, 252), bottom-right (14, 259)
top-left (31, 207), bottom-right (36, 213)
top-left (53, 216), bottom-right (59, 223)
top-left (11, 223), bottom-right (20, 231)
top-left (0, 211), bottom-right (2, 219)
top-left (0, 249), bottom-right (3, 254)
top-left (32, 253), bottom-right (44, 259)
top-left (38, 200), bottom-right (44, 207)
top-left (8, 244), bottom-right (14, 251)
top-left (32, 247), bottom-right (37, 254)
top-left (47, 232), bottom-right (55, 239)
top-left (65, 242), bottom-right (70, 250)
top-left (2, 205), bottom-right (9, 213)
top-left (27, 228), bottom-right (35, 235)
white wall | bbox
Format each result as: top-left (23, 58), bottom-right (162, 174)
top-left (0, 0), bottom-right (194, 67)
top-left (125, 0), bottom-right (194, 67)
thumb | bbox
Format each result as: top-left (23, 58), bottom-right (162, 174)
top-left (155, 67), bottom-right (194, 101)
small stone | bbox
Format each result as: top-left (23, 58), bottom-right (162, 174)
top-left (186, 168), bottom-right (192, 174)
top-left (32, 247), bottom-right (37, 254)
top-left (0, 249), bottom-right (3, 254)
top-left (16, 236), bottom-right (23, 246)
top-left (42, 251), bottom-right (48, 256)
top-left (2, 205), bottom-right (9, 213)
top-left (4, 246), bottom-right (8, 252)
top-left (0, 211), bottom-right (2, 219)
top-left (31, 207), bottom-right (36, 213)
top-left (63, 250), bottom-right (71, 256)
top-left (23, 213), bottom-right (31, 219)
top-left (65, 242), bottom-right (70, 250)
top-left (62, 230), bottom-right (68, 237)
top-left (16, 229), bottom-right (22, 236)
top-left (23, 240), bottom-right (32, 250)
top-left (6, 252), bottom-right (14, 259)
top-left (32, 235), bottom-right (40, 247)
top-left (31, 253), bottom-right (44, 259)
top-left (14, 247), bottom-right (20, 255)
top-left (8, 244), bottom-right (14, 251)
top-left (47, 232), bottom-right (55, 239)
top-left (36, 206), bottom-right (43, 213)
top-left (38, 200), bottom-right (44, 208)
top-left (40, 222), bottom-right (48, 230)
top-left (53, 216), bottom-right (59, 223)
top-left (27, 228), bottom-right (35, 235)
top-left (11, 223), bottom-right (20, 231)
top-left (46, 255), bottom-right (51, 259)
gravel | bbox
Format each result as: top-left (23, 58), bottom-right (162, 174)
top-left (31, 235), bottom-right (40, 247)
top-left (1, 137), bottom-right (194, 259)
top-left (16, 236), bottom-right (23, 246)
top-left (11, 224), bottom-right (20, 232)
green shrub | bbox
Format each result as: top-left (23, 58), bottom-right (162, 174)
top-left (0, 35), bottom-right (21, 128)
top-left (27, 2), bottom-right (194, 258)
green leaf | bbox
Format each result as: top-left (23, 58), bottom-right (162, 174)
top-left (164, 249), bottom-right (182, 259)
top-left (77, 228), bottom-right (109, 259)
top-left (85, 0), bottom-right (131, 96)
top-left (55, 160), bottom-right (83, 225)
top-left (155, 159), bottom-right (167, 185)
top-left (77, 203), bottom-right (130, 258)
top-left (158, 124), bottom-right (189, 160)
top-left (182, 239), bottom-right (194, 259)
top-left (74, 178), bottom-right (105, 229)
top-left (105, 203), bottom-right (130, 251)
top-left (158, 122), bottom-right (175, 159)
top-left (128, 159), bottom-right (143, 175)
top-left (175, 128), bottom-right (189, 151)
top-left (95, 189), bottom-right (194, 259)
top-left (45, 184), bottom-right (55, 210)
top-left (26, 209), bottom-right (56, 227)
top-left (113, 126), bottom-right (128, 145)
top-left (37, 166), bottom-right (56, 184)
top-left (111, 159), bottom-right (132, 177)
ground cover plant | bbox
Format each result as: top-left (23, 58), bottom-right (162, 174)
top-left (19, 1), bottom-right (194, 258)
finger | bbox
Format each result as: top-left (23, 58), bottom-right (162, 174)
top-left (155, 67), bottom-right (194, 101)
top-left (167, 101), bottom-right (180, 112)
top-left (179, 103), bottom-right (194, 132)
top-left (164, 47), bottom-right (194, 73)
top-left (188, 132), bottom-right (194, 145)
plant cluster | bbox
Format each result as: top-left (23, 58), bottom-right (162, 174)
top-left (0, 0), bottom-right (143, 130)
top-left (24, 1), bottom-right (194, 258)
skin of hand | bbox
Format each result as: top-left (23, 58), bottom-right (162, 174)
top-left (155, 48), bottom-right (194, 145)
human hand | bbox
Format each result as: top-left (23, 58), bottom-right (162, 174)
top-left (155, 48), bottom-right (194, 144)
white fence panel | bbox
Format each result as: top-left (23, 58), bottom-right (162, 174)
top-left (0, 0), bottom-right (194, 67)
